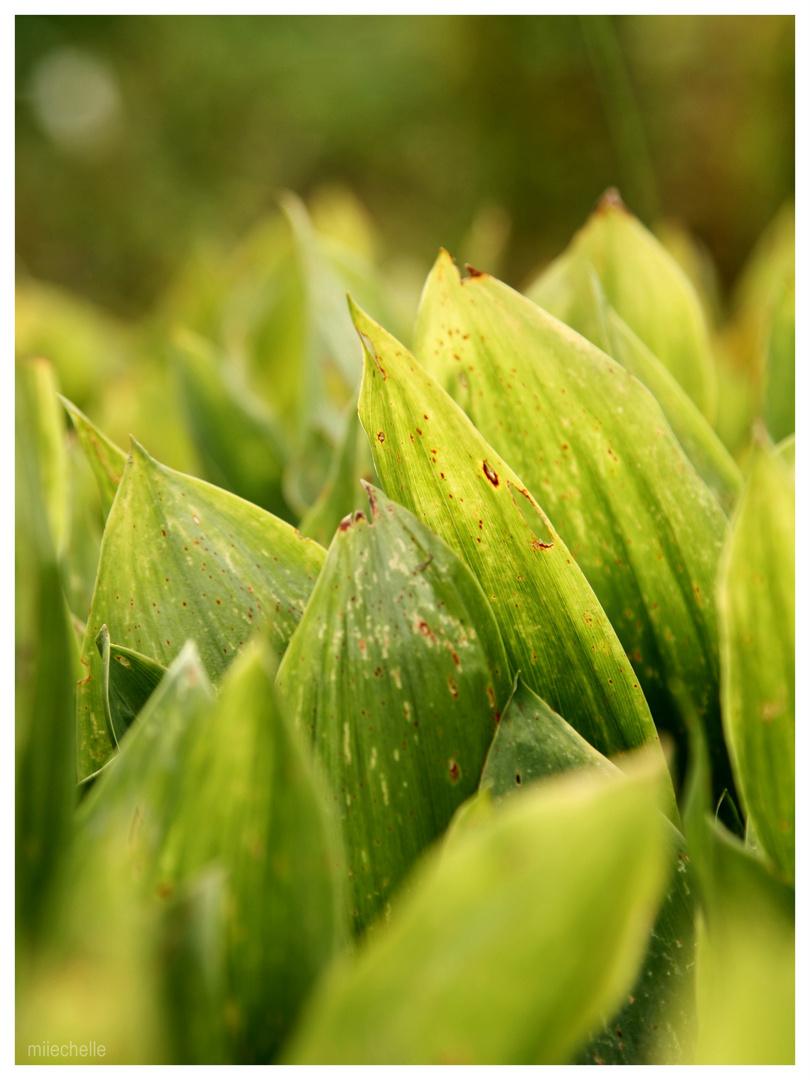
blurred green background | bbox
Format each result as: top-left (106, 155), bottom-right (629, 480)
top-left (16, 14), bottom-right (794, 318)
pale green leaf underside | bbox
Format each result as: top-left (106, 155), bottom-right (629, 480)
top-left (283, 763), bottom-right (670, 1064)
top-left (277, 483), bottom-right (511, 932)
top-left (352, 299), bottom-right (667, 784)
top-left (76, 439), bottom-right (325, 780)
top-left (717, 445), bottom-right (794, 880)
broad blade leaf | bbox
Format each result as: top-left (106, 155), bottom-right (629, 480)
top-left (95, 624), bottom-right (167, 747)
top-left (76, 439), bottom-right (325, 780)
top-left (277, 484), bottom-right (511, 932)
top-left (717, 443), bottom-right (794, 881)
top-left (60, 395), bottom-right (127, 518)
top-left (352, 300), bottom-right (667, 782)
top-left (526, 190), bottom-right (717, 420)
top-left (482, 679), bottom-right (696, 1065)
top-left (283, 759), bottom-right (671, 1065)
top-left (415, 254), bottom-right (728, 788)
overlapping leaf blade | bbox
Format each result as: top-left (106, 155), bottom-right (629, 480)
top-left (76, 438), bottom-right (325, 779)
top-left (481, 679), bottom-right (696, 1065)
top-left (277, 484), bottom-right (511, 932)
top-left (717, 443), bottom-right (794, 880)
top-left (77, 640), bottom-right (345, 1063)
top-left (352, 300), bottom-right (666, 780)
top-left (283, 760), bottom-right (670, 1064)
top-left (415, 254), bottom-right (728, 784)
top-left (95, 624), bottom-right (167, 747)
top-left (526, 191), bottom-right (717, 419)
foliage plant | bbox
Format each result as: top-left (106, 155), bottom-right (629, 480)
top-left (15, 191), bottom-right (794, 1064)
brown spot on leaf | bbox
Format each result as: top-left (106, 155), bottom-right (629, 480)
top-left (482, 460), bottom-right (499, 486)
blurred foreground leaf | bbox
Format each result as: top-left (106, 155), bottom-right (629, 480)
top-left (482, 680), bottom-right (696, 1064)
top-left (158, 642), bottom-right (346, 1062)
top-left (15, 359), bottom-right (78, 942)
top-left (74, 641), bottom-right (345, 1062)
top-left (717, 442), bottom-right (794, 881)
top-left (683, 725), bottom-right (794, 1065)
top-left (283, 758), bottom-right (670, 1064)
top-left (761, 273), bottom-right (794, 442)
top-left (76, 438), bottom-right (325, 779)
top-left (278, 484), bottom-right (510, 932)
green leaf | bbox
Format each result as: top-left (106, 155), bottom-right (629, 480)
top-left (717, 443), bottom-right (794, 881)
top-left (683, 724), bottom-right (794, 1065)
top-left (60, 395), bottom-right (127, 518)
top-left (15, 359), bottom-right (78, 942)
top-left (283, 758), bottom-right (671, 1065)
top-left (170, 328), bottom-right (291, 519)
top-left (95, 624), bottom-right (167, 747)
top-left (582, 274), bottom-right (741, 511)
top-left (526, 190), bottom-right (717, 420)
top-left (481, 679), bottom-right (696, 1065)
top-left (78, 640), bottom-right (345, 1062)
top-left (20, 646), bottom-right (214, 1065)
top-left (415, 254), bottom-right (729, 789)
top-left (277, 483), bottom-right (511, 932)
top-left (158, 641), bottom-right (346, 1062)
top-left (76, 438), bottom-right (326, 780)
top-left (762, 274), bottom-right (795, 442)
top-left (482, 677), bottom-right (618, 796)
top-left (298, 402), bottom-right (371, 546)
top-left (351, 300), bottom-right (670, 789)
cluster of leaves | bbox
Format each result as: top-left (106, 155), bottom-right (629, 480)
top-left (16, 190), bottom-right (794, 1064)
